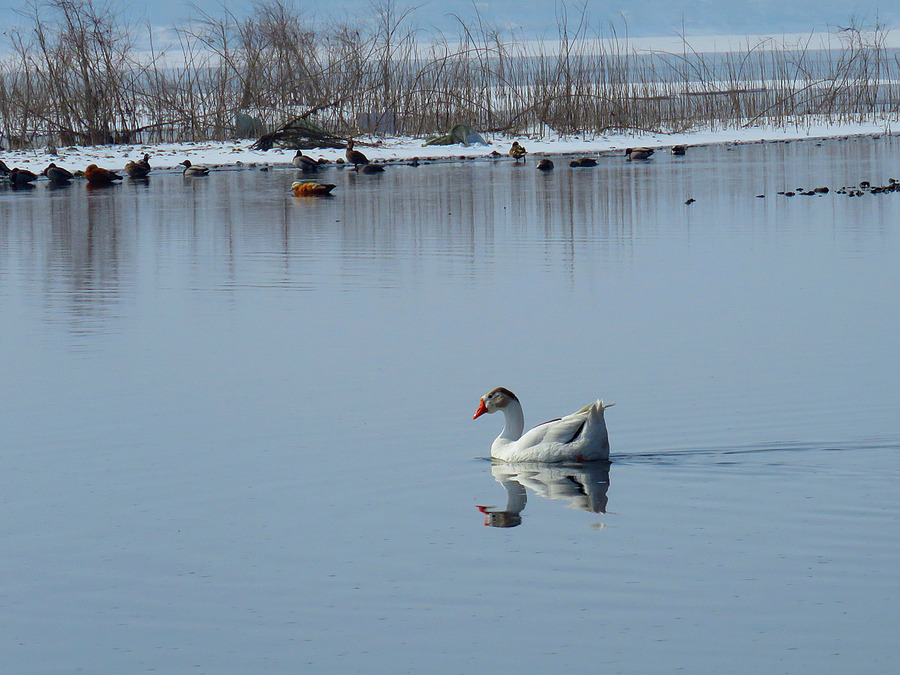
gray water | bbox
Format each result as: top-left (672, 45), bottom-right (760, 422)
top-left (1, 137), bottom-right (898, 673)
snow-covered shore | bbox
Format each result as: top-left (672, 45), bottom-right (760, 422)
top-left (2, 120), bottom-right (896, 175)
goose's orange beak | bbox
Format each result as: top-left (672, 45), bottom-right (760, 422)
top-left (473, 398), bottom-right (488, 419)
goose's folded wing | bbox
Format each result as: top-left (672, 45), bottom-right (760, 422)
top-left (518, 413), bottom-right (589, 447)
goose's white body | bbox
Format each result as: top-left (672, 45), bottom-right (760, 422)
top-left (474, 387), bottom-right (613, 463)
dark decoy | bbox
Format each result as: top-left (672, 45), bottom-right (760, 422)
top-left (42, 163), bottom-right (74, 184)
top-left (360, 163), bottom-right (385, 174)
top-left (576, 157), bottom-right (597, 167)
top-left (509, 141), bottom-right (527, 163)
top-left (0, 159), bottom-right (11, 175)
top-left (9, 167), bottom-right (39, 186)
top-left (84, 164), bottom-right (123, 186)
top-left (536, 158), bottom-right (554, 171)
top-left (137, 153), bottom-right (151, 173)
top-left (671, 145), bottom-right (687, 156)
top-left (292, 150), bottom-right (320, 171)
top-left (345, 139), bottom-right (370, 170)
top-left (625, 147), bottom-right (654, 161)
top-left (179, 160), bottom-right (210, 176)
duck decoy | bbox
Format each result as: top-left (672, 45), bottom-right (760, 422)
top-left (536, 158), bottom-right (554, 171)
top-left (179, 160), bottom-right (210, 176)
top-left (9, 167), bottom-right (39, 186)
top-left (509, 141), bottom-right (527, 163)
top-left (671, 145), bottom-right (687, 156)
top-left (625, 147), bottom-right (654, 161)
top-left (137, 153), bottom-right (151, 172)
top-left (84, 164), bottom-right (123, 186)
top-left (292, 150), bottom-right (320, 171)
top-left (345, 139), bottom-right (370, 170)
top-left (360, 163), bottom-right (385, 174)
top-left (474, 387), bottom-right (614, 462)
top-left (0, 159), bottom-right (11, 175)
top-left (125, 160), bottom-right (151, 179)
top-left (291, 181), bottom-right (336, 197)
top-left (576, 157), bottom-right (597, 167)
top-left (42, 163), bottom-right (74, 184)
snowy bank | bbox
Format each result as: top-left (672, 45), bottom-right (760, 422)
top-left (2, 120), bottom-right (896, 175)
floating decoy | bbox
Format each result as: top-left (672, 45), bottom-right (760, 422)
top-left (575, 157), bottom-right (597, 167)
top-left (84, 164), bottom-right (123, 186)
top-left (137, 153), bottom-right (151, 172)
top-left (291, 181), bottom-right (336, 197)
top-left (509, 141), bottom-right (527, 163)
top-left (473, 387), bottom-right (614, 463)
top-left (9, 167), bottom-right (39, 186)
top-left (625, 147), bottom-right (654, 160)
top-left (42, 163), bottom-right (74, 184)
top-left (685, 197), bottom-right (696, 205)
top-left (360, 163), bottom-right (385, 174)
top-left (292, 150), bottom-right (320, 171)
top-left (671, 145), bottom-right (687, 156)
top-left (345, 139), bottom-right (370, 170)
top-left (179, 159), bottom-right (210, 176)
top-left (536, 158), bottom-right (554, 171)
top-left (125, 159), bottom-right (151, 179)
top-left (0, 159), bottom-right (11, 175)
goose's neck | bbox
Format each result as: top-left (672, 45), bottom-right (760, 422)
top-left (498, 399), bottom-right (525, 442)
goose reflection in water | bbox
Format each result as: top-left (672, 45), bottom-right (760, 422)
top-left (476, 461), bottom-right (611, 528)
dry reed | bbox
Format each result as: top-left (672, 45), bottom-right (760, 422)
top-left (0, 0), bottom-right (897, 148)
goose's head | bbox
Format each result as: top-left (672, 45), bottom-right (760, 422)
top-left (473, 387), bottom-right (518, 419)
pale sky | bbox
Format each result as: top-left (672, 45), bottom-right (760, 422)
top-left (0, 0), bottom-right (895, 41)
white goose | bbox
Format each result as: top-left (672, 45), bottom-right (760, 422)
top-left (473, 387), bottom-right (614, 462)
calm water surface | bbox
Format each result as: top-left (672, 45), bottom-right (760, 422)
top-left (1, 137), bottom-right (899, 673)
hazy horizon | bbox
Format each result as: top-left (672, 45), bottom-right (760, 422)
top-left (0, 0), bottom-right (896, 42)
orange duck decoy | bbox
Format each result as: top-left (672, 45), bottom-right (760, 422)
top-left (345, 139), bottom-right (370, 170)
top-left (291, 181), bottom-right (336, 197)
top-left (84, 164), bottom-right (123, 186)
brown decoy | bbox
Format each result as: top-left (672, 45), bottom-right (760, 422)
top-left (345, 139), bottom-right (370, 170)
top-left (125, 160), bottom-right (151, 179)
top-left (509, 141), bottom-right (527, 163)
